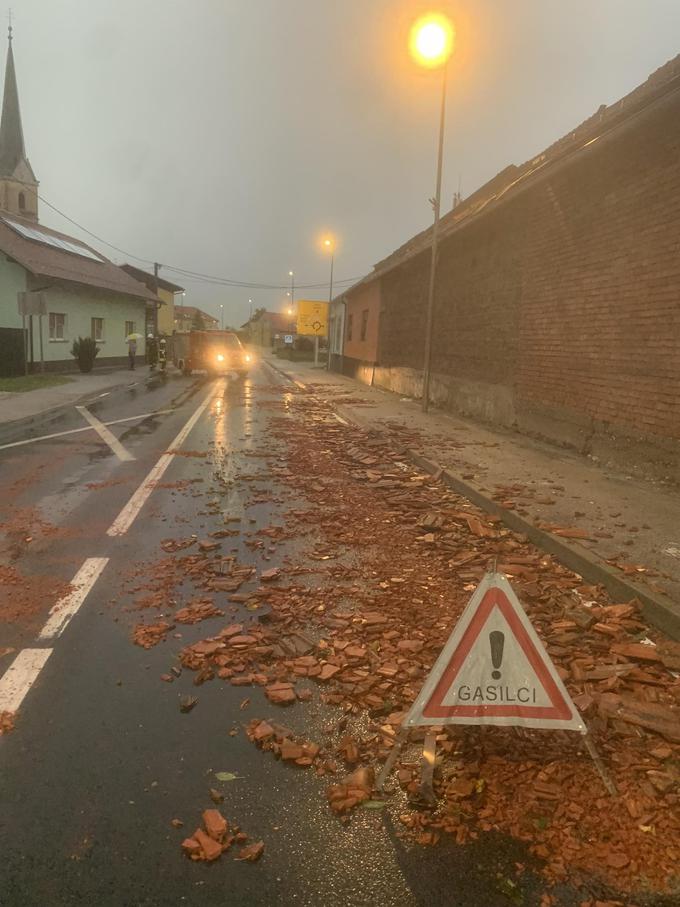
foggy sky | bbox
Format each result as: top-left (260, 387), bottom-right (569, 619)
top-left (8, 0), bottom-right (680, 326)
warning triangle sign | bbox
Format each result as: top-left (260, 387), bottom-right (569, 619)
top-left (404, 572), bottom-right (585, 733)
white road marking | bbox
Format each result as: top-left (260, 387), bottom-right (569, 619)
top-left (0, 409), bottom-right (174, 452)
top-left (39, 557), bottom-right (109, 641)
top-left (75, 406), bottom-right (135, 462)
top-left (107, 381), bottom-right (224, 537)
top-left (0, 648), bottom-right (52, 713)
top-left (333, 413), bottom-right (349, 425)
top-left (294, 379), bottom-right (307, 390)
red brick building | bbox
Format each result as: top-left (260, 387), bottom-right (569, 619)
top-left (340, 55), bottom-right (680, 465)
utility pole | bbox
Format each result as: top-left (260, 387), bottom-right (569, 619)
top-left (325, 248), bottom-right (334, 371)
top-left (152, 262), bottom-right (161, 336)
top-left (421, 62), bottom-right (448, 414)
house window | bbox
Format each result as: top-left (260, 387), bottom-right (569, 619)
top-left (49, 312), bottom-right (66, 340)
top-left (18, 191), bottom-right (25, 211)
top-left (346, 313), bottom-right (353, 342)
top-left (91, 317), bottom-right (104, 341)
top-left (125, 321), bottom-right (135, 338)
top-left (360, 309), bottom-right (369, 341)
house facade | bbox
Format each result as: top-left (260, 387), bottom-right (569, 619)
top-left (173, 305), bottom-right (219, 332)
top-left (0, 30), bottom-right (155, 375)
top-left (327, 297), bottom-right (346, 372)
top-left (248, 310), bottom-right (294, 348)
top-left (120, 264), bottom-right (184, 336)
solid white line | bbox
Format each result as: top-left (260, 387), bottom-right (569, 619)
top-left (0, 410), bottom-right (174, 452)
top-left (0, 648), bottom-right (52, 713)
top-left (38, 557), bottom-right (109, 640)
top-left (76, 406), bottom-right (135, 462)
top-left (333, 413), bottom-right (349, 425)
top-left (107, 382), bottom-right (224, 537)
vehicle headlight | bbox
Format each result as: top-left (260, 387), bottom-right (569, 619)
top-left (216, 354), bottom-right (225, 362)
top-left (244, 354), bottom-right (251, 362)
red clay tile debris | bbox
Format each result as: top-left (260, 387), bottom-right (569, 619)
top-left (0, 710), bottom-right (16, 735)
top-left (122, 382), bottom-right (680, 899)
top-left (180, 807), bottom-right (262, 864)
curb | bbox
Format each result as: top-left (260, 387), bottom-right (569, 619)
top-left (265, 358), bottom-right (680, 642)
top-left (0, 372), bottom-right (174, 447)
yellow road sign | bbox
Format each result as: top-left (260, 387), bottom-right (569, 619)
top-left (296, 300), bottom-right (328, 337)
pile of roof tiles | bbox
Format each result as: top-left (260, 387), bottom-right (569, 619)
top-left (127, 384), bottom-right (680, 899)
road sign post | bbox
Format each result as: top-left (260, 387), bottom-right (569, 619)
top-left (296, 300), bottom-right (328, 367)
top-left (18, 292), bottom-right (47, 374)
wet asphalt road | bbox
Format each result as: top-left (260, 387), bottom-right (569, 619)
top-left (0, 365), bottom-right (602, 907)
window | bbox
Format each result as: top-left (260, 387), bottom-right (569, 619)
top-left (49, 312), bottom-right (66, 340)
top-left (346, 313), bottom-right (353, 342)
top-left (360, 309), bottom-right (369, 341)
top-left (125, 321), bottom-right (135, 337)
top-left (91, 317), bottom-right (104, 341)
top-left (18, 191), bottom-right (25, 211)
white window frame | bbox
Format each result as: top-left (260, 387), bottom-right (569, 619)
top-left (49, 312), bottom-right (66, 341)
top-left (91, 317), bottom-right (104, 342)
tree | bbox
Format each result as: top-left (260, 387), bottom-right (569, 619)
top-left (191, 310), bottom-right (206, 331)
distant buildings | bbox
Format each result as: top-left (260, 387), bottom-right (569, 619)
top-left (0, 28), bottom-right (156, 375)
top-left (246, 310), bottom-right (295, 348)
top-left (173, 305), bottom-right (219, 332)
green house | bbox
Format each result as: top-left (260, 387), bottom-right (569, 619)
top-left (0, 28), bottom-right (156, 375)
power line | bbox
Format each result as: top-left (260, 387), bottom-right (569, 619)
top-left (33, 190), bottom-right (366, 291)
top-left (37, 193), bottom-right (153, 265)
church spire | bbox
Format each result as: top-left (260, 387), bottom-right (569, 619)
top-left (0, 18), bottom-right (38, 220)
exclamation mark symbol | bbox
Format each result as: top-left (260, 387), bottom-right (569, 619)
top-left (489, 631), bottom-right (504, 680)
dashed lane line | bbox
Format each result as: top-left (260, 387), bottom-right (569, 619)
top-left (107, 380), bottom-right (225, 537)
top-left (0, 409), bottom-right (174, 452)
top-left (0, 649), bottom-right (52, 714)
top-left (75, 406), bottom-right (135, 462)
top-left (39, 557), bottom-right (110, 641)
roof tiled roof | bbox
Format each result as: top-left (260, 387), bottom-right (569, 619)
top-left (254, 311), bottom-right (293, 331)
top-left (0, 215), bottom-right (157, 301)
top-left (349, 52), bottom-right (680, 294)
top-left (174, 305), bottom-right (219, 324)
top-left (120, 264), bottom-right (185, 294)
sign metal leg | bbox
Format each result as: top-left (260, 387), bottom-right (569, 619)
top-left (583, 731), bottom-right (617, 797)
top-left (375, 726), bottom-right (409, 792)
top-left (409, 730), bottom-right (438, 809)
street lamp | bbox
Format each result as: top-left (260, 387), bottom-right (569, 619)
top-left (288, 271), bottom-right (294, 308)
top-left (410, 12), bottom-right (455, 413)
top-left (219, 303), bottom-right (224, 330)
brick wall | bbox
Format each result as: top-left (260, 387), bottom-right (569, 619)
top-left (376, 87), bottom-right (680, 453)
top-left (344, 280), bottom-right (381, 363)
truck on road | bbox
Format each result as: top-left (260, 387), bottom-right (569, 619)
top-left (173, 330), bottom-right (252, 377)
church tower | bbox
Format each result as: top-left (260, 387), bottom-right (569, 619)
top-left (0, 20), bottom-right (38, 221)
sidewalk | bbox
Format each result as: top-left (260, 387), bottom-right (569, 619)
top-left (264, 353), bottom-right (680, 635)
top-left (0, 368), bottom-right (155, 434)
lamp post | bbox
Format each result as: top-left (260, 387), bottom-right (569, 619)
top-left (410, 13), bottom-right (454, 413)
top-left (323, 237), bottom-right (335, 370)
top-left (289, 271), bottom-right (294, 309)
top-left (219, 303), bottom-right (224, 331)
